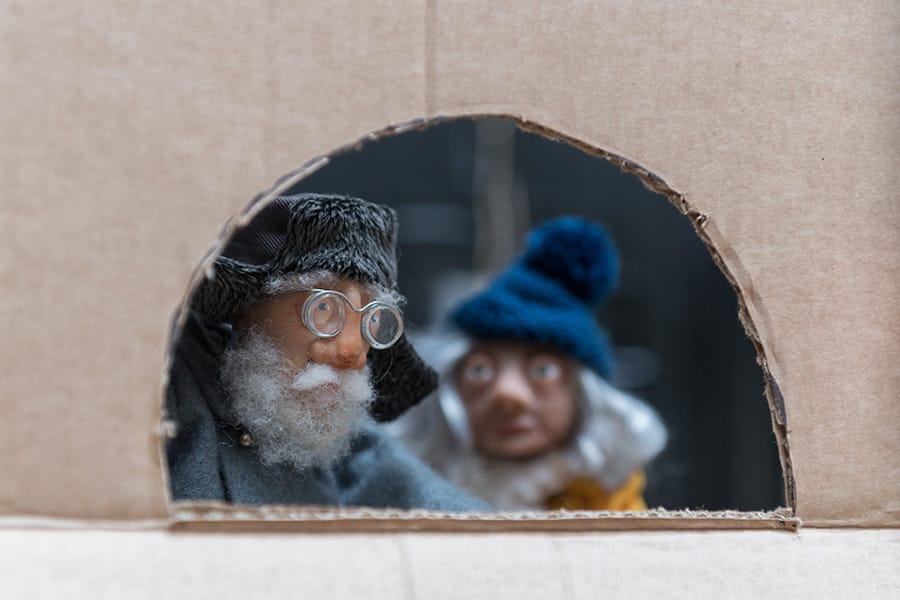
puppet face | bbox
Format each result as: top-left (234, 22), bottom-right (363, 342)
top-left (453, 341), bottom-right (579, 459)
top-left (236, 278), bottom-right (374, 373)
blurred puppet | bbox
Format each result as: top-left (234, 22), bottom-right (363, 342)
top-left (393, 217), bottom-right (666, 510)
top-left (165, 193), bottom-right (487, 510)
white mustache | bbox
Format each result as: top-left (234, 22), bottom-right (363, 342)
top-left (289, 362), bottom-right (343, 392)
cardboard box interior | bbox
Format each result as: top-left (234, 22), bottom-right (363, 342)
top-left (1, 0), bottom-right (897, 536)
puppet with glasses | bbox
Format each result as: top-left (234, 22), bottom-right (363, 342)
top-left (165, 193), bottom-right (487, 510)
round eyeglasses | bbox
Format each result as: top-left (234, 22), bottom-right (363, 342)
top-left (297, 288), bottom-right (404, 350)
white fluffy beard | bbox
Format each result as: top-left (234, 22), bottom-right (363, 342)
top-left (220, 329), bottom-right (375, 471)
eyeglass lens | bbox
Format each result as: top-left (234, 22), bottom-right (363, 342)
top-left (306, 293), bottom-right (345, 335)
top-left (364, 306), bottom-right (402, 347)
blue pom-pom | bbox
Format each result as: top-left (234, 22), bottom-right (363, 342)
top-left (522, 216), bottom-right (620, 304)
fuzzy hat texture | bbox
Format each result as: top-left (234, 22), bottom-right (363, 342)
top-left (191, 193), bottom-right (437, 421)
top-left (449, 216), bottom-right (620, 377)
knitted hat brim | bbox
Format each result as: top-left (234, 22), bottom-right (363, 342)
top-left (452, 287), bottom-right (615, 377)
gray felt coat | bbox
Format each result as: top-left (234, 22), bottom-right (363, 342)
top-left (165, 310), bottom-right (490, 511)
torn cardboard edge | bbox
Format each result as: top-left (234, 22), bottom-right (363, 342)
top-left (159, 114), bottom-right (796, 526)
top-left (5, 510), bottom-right (899, 532)
top-left (168, 505), bottom-right (801, 533)
top-left (0, 508), bottom-right (800, 534)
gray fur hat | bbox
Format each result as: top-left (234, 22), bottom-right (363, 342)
top-left (192, 193), bottom-right (437, 421)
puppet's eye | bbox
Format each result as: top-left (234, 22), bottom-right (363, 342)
top-left (530, 357), bottom-right (562, 381)
top-left (305, 293), bottom-right (345, 335)
top-left (461, 357), bottom-right (495, 383)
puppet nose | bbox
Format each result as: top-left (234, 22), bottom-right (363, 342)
top-left (490, 368), bottom-right (534, 413)
top-left (311, 325), bottom-right (369, 371)
top-left (333, 330), bottom-right (368, 370)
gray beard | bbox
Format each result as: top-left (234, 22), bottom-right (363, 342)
top-left (220, 329), bottom-right (374, 471)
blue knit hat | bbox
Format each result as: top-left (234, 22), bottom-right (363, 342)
top-left (449, 216), bottom-right (620, 377)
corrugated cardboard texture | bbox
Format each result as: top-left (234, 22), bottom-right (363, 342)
top-left (1, 528), bottom-right (898, 598)
top-left (167, 505), bottom-right (800, 533)
top-left (1, 1), bottom-right (897, 526)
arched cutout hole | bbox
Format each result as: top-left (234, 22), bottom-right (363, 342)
top-left (163, 115), bottom-right (795, 530)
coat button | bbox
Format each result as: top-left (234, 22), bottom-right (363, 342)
top-left (238, 432), bottom-right (254, 448)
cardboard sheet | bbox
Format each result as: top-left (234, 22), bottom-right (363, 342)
top-left (1, 0), bottom-right (897, 529)
top-left (1, 528), bottom-right (897, 598)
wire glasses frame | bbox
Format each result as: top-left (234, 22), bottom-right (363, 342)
top-left (296, 288), bottom-right (404, 350)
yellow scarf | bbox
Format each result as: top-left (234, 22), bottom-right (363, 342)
top-left (545, 471), bottom-right (647, 511)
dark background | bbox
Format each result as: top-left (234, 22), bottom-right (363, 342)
top-left (287, 117), bottom-right (784, 511)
